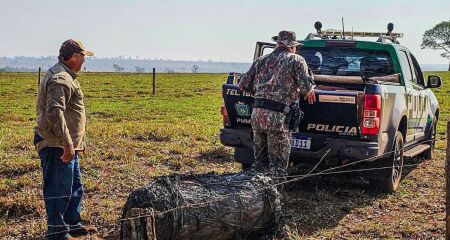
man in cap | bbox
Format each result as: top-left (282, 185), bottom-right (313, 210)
top-left (34, 39), bottom-right (96, 240)
top-left (239, 31), bottom-right (316, 176)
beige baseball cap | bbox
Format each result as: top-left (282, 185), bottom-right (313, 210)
top-left (59, 39), bottom-right (94, 57)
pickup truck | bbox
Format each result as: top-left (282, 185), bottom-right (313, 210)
top-left (219, 25), bottom-right (442, 193)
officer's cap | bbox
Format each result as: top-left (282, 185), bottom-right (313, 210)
top-left (272, 31), bottom-right (303, 47)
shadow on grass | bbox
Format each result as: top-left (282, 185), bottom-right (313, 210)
top-left (0, 199), bottom-right (40, 219)
top-left (280, 156), bottom-right (427, 236)
top-left (402, 155), bottom-right (429, 177)
top-left (99, 156), bottom-right (428, 239)
top-left (194, 146), bottom-right (234, 164)
top-left (281, 173), bottom-right (378, 235)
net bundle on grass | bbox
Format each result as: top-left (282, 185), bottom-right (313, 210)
top-left (121, 171), bottom-right (281, 240)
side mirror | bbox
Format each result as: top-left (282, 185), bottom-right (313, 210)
top-left (427, 75), bottom-right (442, 88)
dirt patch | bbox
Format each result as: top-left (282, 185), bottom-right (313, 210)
top-left (0, 114), bottom-right (27, 122)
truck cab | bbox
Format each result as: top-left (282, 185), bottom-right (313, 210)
top-left (219, 23), bottom-right (442, 193)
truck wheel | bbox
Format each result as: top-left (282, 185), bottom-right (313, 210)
top-left (241, 163), bottom-right (252, 171)
top-left (370, 131), bottom-right (404, 193)
top-left (419, 117), bottom-right (437, 160)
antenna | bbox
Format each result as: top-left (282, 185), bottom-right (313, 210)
top-left (351, 26), bottom-right (354, 40)
top-left (341, 17), bottom-right (345, 39)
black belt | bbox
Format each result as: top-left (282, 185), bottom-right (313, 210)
top-left (254, 98), bottom-right (290, 114)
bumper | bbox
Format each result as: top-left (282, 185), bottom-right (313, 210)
top-left (219, 128), bottom-right (253, 149)
top-left (290, 137), bottom-right (379, 163)
top-left (219, 128), bottom-right (380, 163)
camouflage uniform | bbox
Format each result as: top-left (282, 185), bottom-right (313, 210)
top-left (239, 31), bottom-right (314, 175)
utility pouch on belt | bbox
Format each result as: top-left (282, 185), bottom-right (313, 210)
top-left (285, 104), bottom-right (304, 131)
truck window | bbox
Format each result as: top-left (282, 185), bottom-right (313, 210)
top-left (298, 47), bottom-right (393, 77)
top-left (398, 51), bottom-right (413, 83)
top-left (409, 54), bottom-right (425, 87)
top-left (262, 47), bottom-right (274, 56)
top-left (407, 53), bottom-right (419, 85)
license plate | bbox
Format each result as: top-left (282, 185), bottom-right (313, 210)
top-left (291, 136), bottom-right (311, 149)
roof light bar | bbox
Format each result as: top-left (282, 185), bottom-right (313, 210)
top-left (321, 30), bottom-right (403, 38)
top-left (305, 22), bottom-right (403, 44)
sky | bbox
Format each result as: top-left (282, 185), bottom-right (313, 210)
top-left (1, 0), bottom-right (449, 64)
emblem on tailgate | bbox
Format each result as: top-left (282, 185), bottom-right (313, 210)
top-left (235, 102), bottom-right (251, 117)
top-left (307, 123), bottom-right (358, 136)
top-left (319, 95), bottom-right (355, 104)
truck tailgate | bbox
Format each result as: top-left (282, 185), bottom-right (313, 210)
top-left (299, 89), bottom-right (363, 138)
top-left (222, 84), bottom-right (364, 139)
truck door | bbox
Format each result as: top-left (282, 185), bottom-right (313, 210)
top-left (221, 42), bottom-right (276, 129)
top-left (409, 53), bottom-right (428, 140)
top-left (398, 50), bottom-right (419, 143)
top-left (254, 42), bottom-right (276, 60)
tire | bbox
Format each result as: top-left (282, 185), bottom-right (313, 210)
top-left (419, 117), bottom-right (437, 160)
top-left (369, 131), bottom-right (404, 193)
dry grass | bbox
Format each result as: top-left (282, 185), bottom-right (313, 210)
top-left (0, 71), bottom-right (449, 239)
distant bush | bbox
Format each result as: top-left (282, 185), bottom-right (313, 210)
top-left (0, 66), bottom-right (38, 72)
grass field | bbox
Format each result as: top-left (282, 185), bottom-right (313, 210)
top-left (0, 71), bottom-right (449, 239)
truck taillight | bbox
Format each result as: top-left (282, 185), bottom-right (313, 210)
top-left (220, 105), bottom-right (230, 127)
top-left (361, 94), bottom-right (381, 135)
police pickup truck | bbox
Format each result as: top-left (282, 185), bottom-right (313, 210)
top-left (219, 23), bottom-right (442, 193)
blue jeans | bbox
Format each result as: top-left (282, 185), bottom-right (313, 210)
top-left (39, 147), bottom-right (83, 240)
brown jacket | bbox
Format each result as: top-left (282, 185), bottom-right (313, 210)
top-left (35, 62), bottom-right (86, 152)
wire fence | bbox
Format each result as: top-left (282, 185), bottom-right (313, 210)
top-left (43, 162), bottom-right (427, 238)
top-left (38, 139), bottom-right (438, 239)
top-left (1, 64), bottom-right (251, 74)
top-left (7, 60), bottom-right (443, 235)
top-left (2, 67), bottom-right (243, 74)
top-left (2, 63), bottom-right (448, 73)
top-left (76, 67), bottom-right (241, 74)
top-left (2, 57), bottom-right (446, 238)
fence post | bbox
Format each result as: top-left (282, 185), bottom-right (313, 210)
top-left (37, 67), bottom-right (41, 87)
top-left (446, 120), bottom-right (450, 240)
top-left (152, 68), bottom-right (156, 95)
